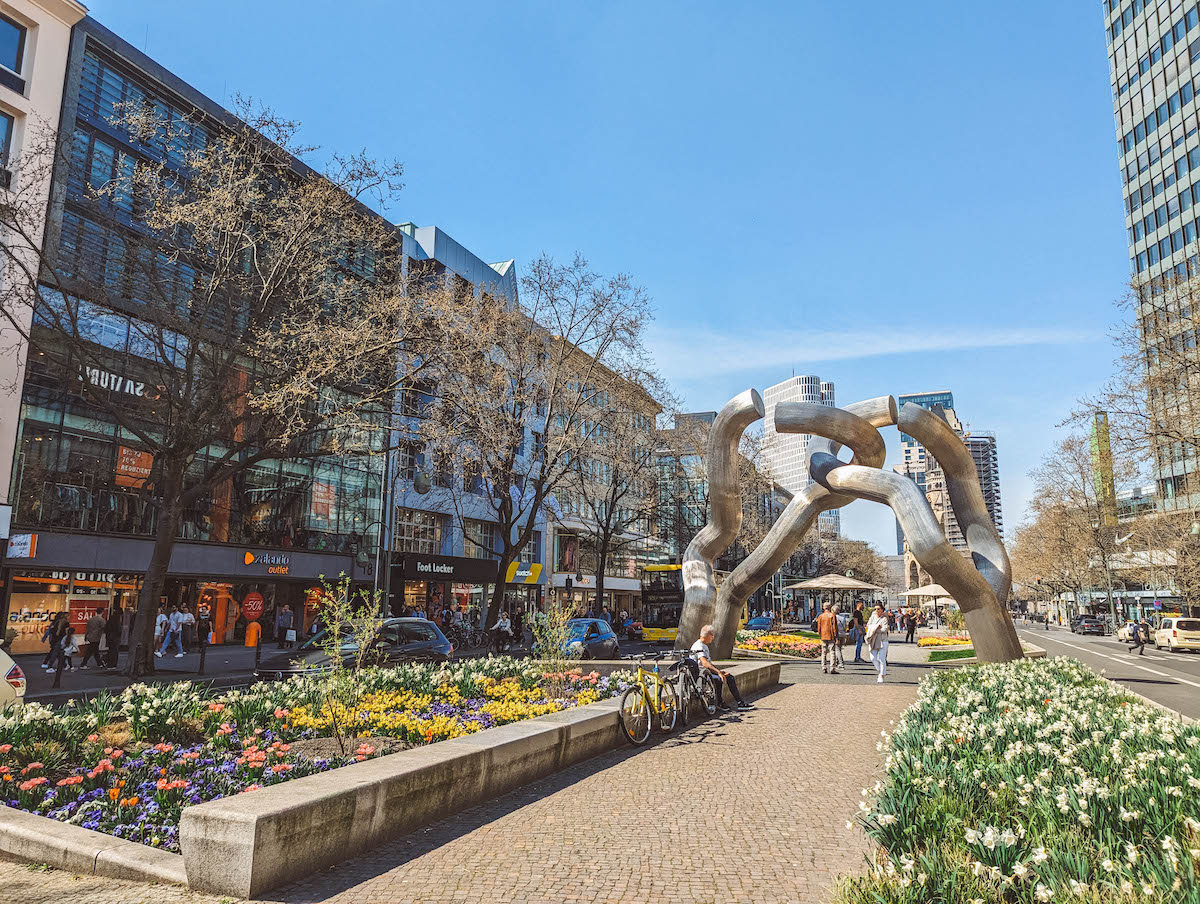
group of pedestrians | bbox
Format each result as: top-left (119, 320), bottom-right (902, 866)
top-left (815, 600), bottom-right (892, 683)
top-left (154, 602), bottom-right (210, 659)
top-left (38, 604), bottom-right (126, 673)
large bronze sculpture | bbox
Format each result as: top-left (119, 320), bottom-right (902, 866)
top-left (676, 392), bottom-right (1023, 663)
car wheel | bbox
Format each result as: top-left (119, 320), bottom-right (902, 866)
top-left (613, 644), bottom-right (620, 659)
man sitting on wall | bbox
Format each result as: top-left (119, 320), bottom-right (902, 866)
top-left (689, 624), bottom-right (751, 713)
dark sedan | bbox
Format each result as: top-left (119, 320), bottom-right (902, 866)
top-left (1075, 617), bottom-right (1108, 636)
top-left (745, 616), bottom-right (774, 632)
top-left (254, 617), bottom-right (452, 681)
top-left (563, 618), bottom-right (620, 660)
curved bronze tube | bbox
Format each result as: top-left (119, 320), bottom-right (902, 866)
top-left (897, 403), bottom-right (1011, 603)
top-left (676, 389), bottom-right (765, 649)
top-left (808, 460), bottom-right (1023, 663)
top-left (704, 397), bottom-right (897, 657)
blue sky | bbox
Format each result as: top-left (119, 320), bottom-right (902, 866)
top-left (89, 0), bottom-right (1126, 553)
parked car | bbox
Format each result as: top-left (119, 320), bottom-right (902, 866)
top-left (562, 618), bottom-right (620, 660)
top-left (1075, 617), bottom-right (1107, 636)
top-left (0, 647), bottom-right (26, 709)
top-left (1116, 621), bottom-right (1141, 642)
top-left (254, 617), bottom-right (452, 681)
top-left (745, 616), bottom-right (774, 632)
top-left (1154, 617), bottom-right (1200, 652)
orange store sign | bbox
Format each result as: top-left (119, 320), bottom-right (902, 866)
top-left (115, 446), bottom-right (153, 488)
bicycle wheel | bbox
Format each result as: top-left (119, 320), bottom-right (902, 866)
top-left (676, 673), bottom-right (691, 727)
top-left (698, 674), bottom-right (718, 716)
top-left (656, 681), bottom-right (678, 733)
top-left (619, 687), bottom-right (651, 745)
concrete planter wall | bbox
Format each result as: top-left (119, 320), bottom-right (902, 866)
top-left (180, 660), bottom-right (779, 897)
top-left (0, 660), bottom-right (779, 896)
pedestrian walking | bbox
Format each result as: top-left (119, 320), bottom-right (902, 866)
top-left (816, 601), bottom-right (840, 675)
top-left (180, 604), bottom-right (196, 652)
top-left (275, 605), bottom-right (294, 649)
top-left (79, 607), bottom-right (107, 669)
top-left (156, 605), bottom-right (185, 658)
top-left (867, 603), bottom-right (890, 683)
top-left (904, 609), bottom-right (917, 644)
top-left (104, 602), bottom-right (123, 668)
top-left (1129, 617), bottom-right (1151, 655)
top-left (851, 602), bottom-right (866, 663)
top-left (511, 607), bottom-right (525, 649)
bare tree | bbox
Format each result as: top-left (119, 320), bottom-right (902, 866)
top-left (0, 102), bottom-right (444, 674)
top-left (1024, 433), bottom-right (1139, 622)
top-left (419, 254), bottom-right (654, 627)
top-left (556, 371), bottom-right (674, 610)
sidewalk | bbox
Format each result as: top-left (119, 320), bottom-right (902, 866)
top-left (15, 644), bottom-right (263, 704)
top-left (1, 660), bottom-right (923, 904)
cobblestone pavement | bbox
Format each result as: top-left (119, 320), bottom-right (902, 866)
top-left (2, 659), bottom-right (919, 904)
top-left (0, 860), bottom-right (230, 904)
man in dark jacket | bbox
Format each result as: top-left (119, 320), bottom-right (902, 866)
top-left (80, 608), bottom-right (107, 669)
top-left (104, 603), bottom-right (123, 668)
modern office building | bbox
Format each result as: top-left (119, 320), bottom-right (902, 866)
top-left (0, 0), bottom-right (88, 522)
top-left (965, 432), bottom-right (1004, 540)
top-left (892, 391), bottom-right (954, 554)
top-left (1103, 2), bottom-right (1200, 510)
top-left (762, 375), bottom-right (839, 537)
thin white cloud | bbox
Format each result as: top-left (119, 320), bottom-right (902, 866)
top-left (646, 324), bottom-right (1104, 380)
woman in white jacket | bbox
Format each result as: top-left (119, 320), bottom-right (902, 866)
top-left (866, 603), bottom-right (889, 683)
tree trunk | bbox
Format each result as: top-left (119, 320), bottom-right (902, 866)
top-left (594, 534), bottom-right (609, 617)
top-left (486, 555), bottom-right (516, 628)
top-left (126, 458), bottom-right (185, 677)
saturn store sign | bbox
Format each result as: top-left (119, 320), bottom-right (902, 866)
top-left (243, 551), bottom-right (290, 575)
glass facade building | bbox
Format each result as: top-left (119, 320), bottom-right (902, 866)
top-left (2, 19), bottom-right (382, 653)
top-left (1104, 0), bottom-right (1200, 508)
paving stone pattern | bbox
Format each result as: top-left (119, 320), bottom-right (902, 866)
top-left (1, 658), bottom-right (918, 904)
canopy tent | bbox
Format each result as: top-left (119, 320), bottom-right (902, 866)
top-left (782, 573), bottom-right (884, 622)
top-left (784, 574), bottom-right (885, 592)
top-left (900, 583), bottom-right (953, 599)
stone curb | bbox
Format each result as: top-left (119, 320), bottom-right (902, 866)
top-left (0, 805), bottom-right (186, 885)
top-left (927, 642), bottom-right (1047, 667)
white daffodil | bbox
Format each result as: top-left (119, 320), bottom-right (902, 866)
top-left (1031, 846), bottom-right (1049, 865)
top-left (964, 827), bottom-right (979, 844)
top-left (1034, 883), bottom-right (1053, 901)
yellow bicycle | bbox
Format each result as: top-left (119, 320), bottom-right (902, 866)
top-left (618, 652), bottom-right (678, 745)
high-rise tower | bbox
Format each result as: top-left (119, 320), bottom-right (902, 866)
top-left (762, 375), bottom-right (839, 536)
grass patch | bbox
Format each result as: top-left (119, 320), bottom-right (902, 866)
top-left (928, 648), bottom-right (975, 662)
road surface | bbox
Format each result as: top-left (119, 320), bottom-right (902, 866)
top-left (1017, 625), bottom-right (1200, 720)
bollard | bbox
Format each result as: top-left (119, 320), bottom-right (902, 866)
top-left (52, 652), bottom-right (65, 689)
top-left (255, 634), bottom-right (262, 669)
top-left (198, 641), bottom-right (207, 675)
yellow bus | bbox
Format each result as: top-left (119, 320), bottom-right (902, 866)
top-left (639, 564), bottom-right (750, 643)
top-left (641, 564), bottom-right (684, 643)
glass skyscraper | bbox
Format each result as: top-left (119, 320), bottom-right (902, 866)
top-left (1103, 0), bottom-right (1200, 509)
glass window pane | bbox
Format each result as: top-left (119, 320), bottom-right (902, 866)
top-left (0, 15), bottom-right (24, 73)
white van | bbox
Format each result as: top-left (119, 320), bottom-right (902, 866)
top-left (1154, 617), bottom-right (1200, 652)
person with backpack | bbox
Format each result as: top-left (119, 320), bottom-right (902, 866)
top-left (1129, 617), bottom-right (1151, 655)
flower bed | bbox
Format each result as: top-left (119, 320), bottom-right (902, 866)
top-left (917, 634), bottom-right (971, 647)
top-left (0, 659), bottom-right (632, 853)
top-left (736, 633), bottom-right (822, 658)
top-left (836, 657), bottom-right (1200, 903)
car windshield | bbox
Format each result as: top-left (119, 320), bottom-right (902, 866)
top-left (1176, 619), bottom-right (1200, 631)
top-left (297, 627), bottom-right (369, 652)
top-left (565, 621), bottom-right (596, 637)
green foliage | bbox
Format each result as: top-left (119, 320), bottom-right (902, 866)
top-left (312, 573), bottom-right (386, 756)
top-left (928, 648), bottom-right (975, 662)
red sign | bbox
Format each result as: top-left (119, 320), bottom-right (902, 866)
top-left (311, 481), bottom-right (335, 519)
top-left (242, 592), bottom-right (264, 622)
top-left (115, 446), bottom-right (153, 488)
